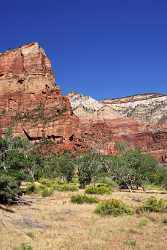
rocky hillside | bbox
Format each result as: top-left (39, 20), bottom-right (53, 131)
top-left (68, 92), bottom-right (167, 162)
top-left (0, 43), bottom-right (80, 152)
top-left (69, 92), bottom-right (167, 124)
top-left (0, 42), bottom-right (167, 162)
top-left (68, 92), bottom-right (121, 121)
top-left (102, 93), bottom-right (167, 124)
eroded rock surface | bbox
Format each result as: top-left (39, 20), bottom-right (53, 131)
top-left (0, 43), bottom-right (80, 151)
top-left (0, 43), bottom-right (167, 161)
top-left (69, 92), bottom-right (167, 162)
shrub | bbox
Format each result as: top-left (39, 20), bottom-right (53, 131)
top-left (41, 187), bottom-right (54, 197)
top-left (38, 178), bottom-right (56, 188)
top-left (97, 177), bottom-right (118, 190)
top-left (144, 183), bottom-right (165, 191)
top-left (138, 218), bottom-right (148, 227)
top-left (71, 194), bottom-right (98, 204)
top-left (0, 174), bottom-right (22, 204)
top-left (137, 196), bottom-right (167, 213)
top-left (85, 184), bottom-right (112, 195)
top-left (16, 243), bottom-right (33, 250)
top-left (95, 199), bottom-right (133, 216)
top-left (162, 218), bottom-right (167, 224)
top-left (124, 239), bottom-right (136, 248)
top-left (25, 182), bottom-right (45, 194)
top-left (151, 166), bottom-right (167, 190)
top-left (54, 183), bottom-right (78, 192)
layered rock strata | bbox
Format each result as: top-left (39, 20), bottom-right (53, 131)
top-left (69, 92), bottom-right (167, 162)
top-left (0, 43), bottom-right (80, 151)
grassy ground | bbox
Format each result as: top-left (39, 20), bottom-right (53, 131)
top-left (1, 190), bottom-right (167, 250)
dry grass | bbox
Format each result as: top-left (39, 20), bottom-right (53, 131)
top-left (1, 191), bottom-right (167, 250)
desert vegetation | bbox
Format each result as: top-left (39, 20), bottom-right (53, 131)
top-left (1, 130), bottom-right (167, 203)
top-left (1, 130), bottom-right (167, 249)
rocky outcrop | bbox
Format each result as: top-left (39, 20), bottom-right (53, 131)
top-left (0, 43), bottom-right (167, 162)
top-left (102, 93), bottom-right (167, 124)
top-left (68, 92), bottom-right (121, 121)
top-left (69, 92), bottom-right (167, 162)
top-left (0, 43), bottom-right (80, 151)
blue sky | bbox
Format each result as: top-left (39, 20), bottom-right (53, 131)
top-left (0, 0), bottom-right (167, 99)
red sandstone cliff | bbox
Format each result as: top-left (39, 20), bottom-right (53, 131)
top-left (0, 43), bottom-right (167, 162)
top-left (69, 93), bottom-right (167, 163)
top-left (0, 43), bottom-right (80, 151)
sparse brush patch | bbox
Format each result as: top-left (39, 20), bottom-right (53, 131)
top-left (15, 243), bottom-right (33, 250)
top-left (138, 218), bottom-right (148, 228)
top-left (38, 178), bottom-right (56, 187)
top-left (136, 196), bottom-right (167, 213)
top-left (41, 187), bottom-right (54, 197)
top-left (25, 231), bottom-right (35, 239)
top-left (97, 177), bottom-right (119, 190)
top-left (24, 182), bottom-right (45, 194)
top-left (54, 183), bottom-right (78, 192)
top-left (124, 239), bottom-right (136, 248)
top-left (0, 174), bottom-right (22, 204)
top-left (85, 184), bottom-right (112, 195)
top-left (71, 194), bottom-right (98, 204)
top-left (162, 218), bottom-right (167, 224)
top-left (25, 180), bottom-right (78, 195)
top-left (95, 199), bottom-right (133, 216)
top-left (144, 183), bottom-right (165, 191)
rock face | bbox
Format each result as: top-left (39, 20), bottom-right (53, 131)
top-left (0, 43), bottom-right (80, 151)
top-left (102, 93), bottom-right (167, 124)
top-left (68, 92), bottom-right (121, 121)
top-left (68, 92), bottom-right (167, 163)
top-left (0, 42), bottom-right (167, 162)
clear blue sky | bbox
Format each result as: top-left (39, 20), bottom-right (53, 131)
top-left (0, 0), bottom-right (167, 99)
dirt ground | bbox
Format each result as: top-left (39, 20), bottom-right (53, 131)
top-left (1, 190), bottom-right (167, 250)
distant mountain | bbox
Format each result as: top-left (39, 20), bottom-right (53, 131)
top-left (68, 92), bottom-right (121, 121)
top-left (68, 92), bottom-right (167, 124)
top-left (0, 42), bottom-right (167, 163)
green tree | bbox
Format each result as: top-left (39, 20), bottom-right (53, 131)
top-left (41, 153), bottom-right (75, 182)
top-left (77, 152), bottom-right (104, 188)
top-left (106, 149), bottom-right (158, 191)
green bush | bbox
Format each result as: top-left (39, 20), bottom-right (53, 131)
top-left (85, 184), bottom-right (112, 195)
top-left (25, 180), bottom-right (78, 195)
top-left (16, 243), bottom-right (33, 250)
top-left (137, 196), bottom-right (167, 213)
top-left (0, 174), bottom-right (22, 204)
top-left (54, 183), bottom-right (78, 192)
top-left (24, 182), bottom-right (45, 194)
top-left (151, 166), bottom-right (167, 190)
top-left (97, 177), bottom-right (119, 190)
top-left (71, 194), bottom-right (98, 204)
top-left (124, 239), bottom-right (136, 248)
top-left (41, 187), bottom-right (54, 197)
top-left (95, 199), bottom-right (133, 216)
top-left (144, 183), bottom-right (165, 191)
top-left (39, 178), bottom-right (56, 187)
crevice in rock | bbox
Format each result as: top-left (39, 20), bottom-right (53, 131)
top-left (69, 135), bottom-right (74, 141)
top-left (23, 129), bottom-right (42, 141)
top-left (17, 79), bottom-right (24, 84)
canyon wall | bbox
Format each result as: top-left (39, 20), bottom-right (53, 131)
top-left (0, 43), bottom-right (80, 152)
top-left (0, 42), bottom-right (167, 162)
top-left (69, 92), bottom-right (167, 162)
